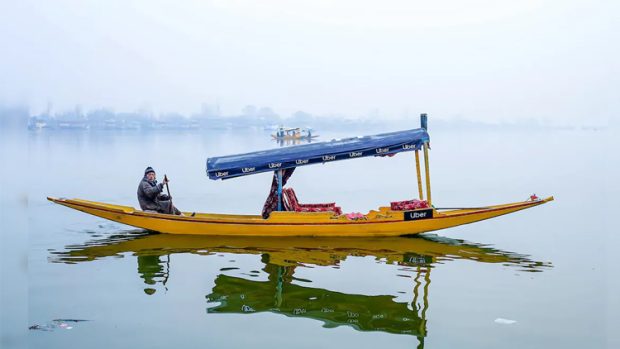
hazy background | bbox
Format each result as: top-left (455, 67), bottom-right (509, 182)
top-left (1, 1), bottom-right (619, 348)
top-left (1, 0), bottom-right (619, 126)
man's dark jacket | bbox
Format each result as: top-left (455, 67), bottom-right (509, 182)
top-left (137, 177), bottom-right (164, 211)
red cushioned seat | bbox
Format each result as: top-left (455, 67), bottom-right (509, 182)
top-left (287, 188), bottom-right (337, 209)
top-left (390, 199), bottom-right (429, 211)
top-left (283, 188), bottom-right (342, 215)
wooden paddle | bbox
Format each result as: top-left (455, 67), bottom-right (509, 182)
top-left (164, 174), bottom-right (188, 216)
top-left (164, 174), bottom-right (172, 207)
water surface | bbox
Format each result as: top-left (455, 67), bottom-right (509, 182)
top-left (19, 125), bottom-right (619, 348)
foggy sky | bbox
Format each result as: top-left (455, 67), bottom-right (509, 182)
top-left (1, 0), bottom-right (618, 124)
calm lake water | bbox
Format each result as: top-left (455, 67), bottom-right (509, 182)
top-left (3, 124), bottom-right (618, 348)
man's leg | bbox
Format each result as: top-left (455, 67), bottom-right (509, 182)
top-left (157, 201), bottom-right (172, 214)
top-left (159, 200), bottom-right (181, 215)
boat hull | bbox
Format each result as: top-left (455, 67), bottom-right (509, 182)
top-left (47, 196), bottom-right (553, 237)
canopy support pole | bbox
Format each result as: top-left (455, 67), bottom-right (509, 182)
top-left (423, 142), bottom-right (431, 206)
top-left (276, 169), bottom-right (283, 211)
top-left (415, 150), bottom-right (424, 200)
top-left (420, 113), bottom-right (431, 206)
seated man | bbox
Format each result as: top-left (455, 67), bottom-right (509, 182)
top-left (137, 167), bottom-right (182, 215)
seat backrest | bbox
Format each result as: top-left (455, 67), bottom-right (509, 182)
top-left (281, 189), bottom-right (292, 211)
top-left (288, 187), bottom-right (301, 204)
top-left (283, 188), bottom-right (299, 209)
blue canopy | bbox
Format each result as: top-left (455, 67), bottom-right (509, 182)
top-left (206, 128), bottom-right (430, 180)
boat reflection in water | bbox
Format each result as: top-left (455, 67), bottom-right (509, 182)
top-left (276, 137), bottom-right (315, 147)
top-left (51, 232), bottom-right (551, 347)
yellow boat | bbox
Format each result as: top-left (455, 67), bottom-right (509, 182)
top-left (49, 114), bottom-right (553, 236)
top-left (47, 196), bottom-right (553, 237)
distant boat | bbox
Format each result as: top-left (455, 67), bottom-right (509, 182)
top-left (271, 126), bottom-right (318, 140)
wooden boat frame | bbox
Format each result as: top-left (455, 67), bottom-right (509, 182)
top-left (48, 196), bottom-right (553, 236)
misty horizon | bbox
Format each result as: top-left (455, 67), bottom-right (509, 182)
top-left (0, 103), bottom-right (613, 130)
top-left (2, 1), bottom-right (618, 126)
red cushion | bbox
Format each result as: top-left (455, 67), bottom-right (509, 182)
top-left (284, 188), bottom-right (299, 208)
top-left (288, 188), bottom-right (301, 206)
top-left (294, 206), bottom-right (342, 215)
top-left (284, 187), bottom-right (341, 215)
top-left (390, 199), bottom-right (428, 210)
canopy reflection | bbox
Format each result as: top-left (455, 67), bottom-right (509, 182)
top-left (51, 232), bottom-right (551, 347)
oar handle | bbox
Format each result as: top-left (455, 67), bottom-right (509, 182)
top-left (163, 174), bottom-right (172, 198)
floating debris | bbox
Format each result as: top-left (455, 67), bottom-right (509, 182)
top-left (29, 319), bottom-right (89, 331)
top-left (494, 318), bottom-right (517, 325)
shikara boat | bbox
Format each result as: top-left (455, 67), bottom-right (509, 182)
top-left (49, 114), bottom-right (553, 236)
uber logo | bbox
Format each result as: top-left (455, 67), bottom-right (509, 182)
top-left (404, 209), bottom-right (433, 221)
